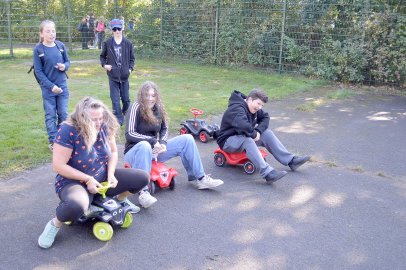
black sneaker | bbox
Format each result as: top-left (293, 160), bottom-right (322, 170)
top-left (265, 169), bottom-right (288, 183)
top-left (288, 155), bottom-right (311, 171)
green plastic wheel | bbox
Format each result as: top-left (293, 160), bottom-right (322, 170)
top-left (93, 222), bottom-right (113, 241)
top-left (121, 212), bottom-right (133, 228)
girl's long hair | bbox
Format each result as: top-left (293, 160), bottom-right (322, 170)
top-left (39, 20), bottom-right (55, 43)
top-left (66, 97), bottom-right (120, 152)
top-left (137, 81), bottom-right (168, 124)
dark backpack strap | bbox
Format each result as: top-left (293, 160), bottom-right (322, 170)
top-left (28, 43), bottom-right (45, 84)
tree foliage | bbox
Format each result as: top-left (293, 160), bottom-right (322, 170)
top-left (1, 0), bottom-right (405, 86)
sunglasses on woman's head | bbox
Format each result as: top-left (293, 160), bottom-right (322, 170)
top-left (112, 28), bottom-right (122, 32)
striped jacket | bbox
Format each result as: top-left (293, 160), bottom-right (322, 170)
top-left (124, 102), bottom-right (168, 154)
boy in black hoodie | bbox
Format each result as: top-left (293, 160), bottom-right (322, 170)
top-left (217, 89), bottom-right (310, 183)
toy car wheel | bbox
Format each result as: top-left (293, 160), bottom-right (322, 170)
top-left (169, 177), bottom-right (176, 190)
top-left (180, 126), bottom-right (189, 135)
top-left (121, 212), bottom-right (133, 228)
top-left (214, 153), bottom-right (226, 167)
top-left (243, 161), bottom-right (256, 174)
top-left (148, 181), bottom-right (157, 194)
top-left (199, 131), bottom-right (209, 143)
top-left (93, 221), bottom-right (113, 241)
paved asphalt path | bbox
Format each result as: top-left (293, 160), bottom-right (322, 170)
top-left (1, 90), bottom-right (405, 270)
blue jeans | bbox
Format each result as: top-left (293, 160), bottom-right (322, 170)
top-left (223, 129), bottom-right (294, 177)
top-left (109, 79), bottom-right (130, 125)
top-left (124, 134), bottom-right (205, 181)
top-left (42, 92), bottom-right (69, 143)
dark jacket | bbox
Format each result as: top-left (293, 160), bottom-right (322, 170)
top-left (100, 37), bottom-right (135, 82)
top-left (216, 90), bottom-right (270, 149)
top-left (124, 102), bottom-right (168, 155)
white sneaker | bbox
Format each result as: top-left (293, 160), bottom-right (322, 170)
top-left (121, 198), bottom-right (141, 214)
top-left (139, 191), bottom-right (157, 208)
top-left (195, 175), bottom-right (224, 189)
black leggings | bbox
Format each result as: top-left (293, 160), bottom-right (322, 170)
top-left (55, 168), bottom-right (148, 222)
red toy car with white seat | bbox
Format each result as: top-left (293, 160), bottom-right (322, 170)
top-left (213, 147), bottom-right (268, 174)
top-left (124, 161), bottom-right (178, 194)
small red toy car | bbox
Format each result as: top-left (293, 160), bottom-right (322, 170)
top-left (180, 108), bottom-right (219, 143)
top-left (124, 161), bottom-right (178, 194)
top-left (213, 147), bottom-right (268, 174)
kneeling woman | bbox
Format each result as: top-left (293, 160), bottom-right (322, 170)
top-left (38, 97), bottom-right (148, 249)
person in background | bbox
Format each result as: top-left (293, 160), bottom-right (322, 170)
top-left (99, 19), bottom-right (135, 125)
top-left (38, 97), bottom-right (149, 249)
top-left (217, 89), bottom-right (311, 183)
top-left (128, 18), bottom-right (135, 31)
top-left (78, 15), bottom-right (89, 49)
top-left (95, 16), bottom-right (106, 50)
top-left (33, 20), bottom-right (70, 151)
top-left (88, 14), bottom-right (95, 48)
top-left (124, 81), bottom-right (224, 208)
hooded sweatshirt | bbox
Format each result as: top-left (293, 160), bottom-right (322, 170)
top-left (216, 90), bottom-right (270, 149)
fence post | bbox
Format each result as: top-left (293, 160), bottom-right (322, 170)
top-left (214, 0), bottom-right (220, 63)
top-left (6, 0), bottom-right (13, 57)
top-left (278, 0), bottom-right (287, 73)
top-left (114, 0), bottom-right (118, 18)
top-left (159, 0), bottom-right (163, 52)
top-left (66, 0), bottom-right (73, 52)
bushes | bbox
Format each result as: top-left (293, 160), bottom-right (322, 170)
top-left (2, 0), bottom-right (404, 87)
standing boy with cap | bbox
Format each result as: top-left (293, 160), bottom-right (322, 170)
top-left (100, 18), bottom-right (135, 125)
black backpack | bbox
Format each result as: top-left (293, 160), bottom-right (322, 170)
top-left (28, 41), bottom-right (69, 84)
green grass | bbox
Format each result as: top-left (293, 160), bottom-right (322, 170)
top-left (327, 88), bottom-right (355, 100)
top-left (0, 49), bottom-right (327, 179)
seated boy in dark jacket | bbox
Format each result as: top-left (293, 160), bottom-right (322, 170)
top-left (217, 89), bottom-right (310, 183)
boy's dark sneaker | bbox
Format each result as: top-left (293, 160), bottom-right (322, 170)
top-left (288, 155), bottom-right (311, 171)
top-left (265, 169), bottom-right (288, 183)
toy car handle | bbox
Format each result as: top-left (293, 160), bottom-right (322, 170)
top-left (98, 181), bottom-right (112, 198)
top-left (190, 108), bottom-right (204, 117)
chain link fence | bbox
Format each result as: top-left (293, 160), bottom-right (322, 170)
top-left (1, 0), bottom-right (405, 87)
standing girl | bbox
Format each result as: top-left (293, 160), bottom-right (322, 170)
top-left (33, 20), bottom-right (70, 151)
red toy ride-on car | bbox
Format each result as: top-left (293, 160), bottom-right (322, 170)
top-left (124, 161), bottom-right (178, 194)
top-left (213, 147), bottom-right (268, 174)
top-left (180, 108), bottom-right (219, 143)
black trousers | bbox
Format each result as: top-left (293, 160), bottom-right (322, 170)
top-left (55, 168), bottom-right (148, 222)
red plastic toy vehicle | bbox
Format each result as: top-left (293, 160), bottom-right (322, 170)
top-left (124, 161), bottom-right (178, 194)
top-left (213, 147), bottom-right (268, 174)
top-left (180, 108), bottom-right (219, 143)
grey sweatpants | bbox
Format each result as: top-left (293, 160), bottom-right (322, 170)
top-left (223, 129), bottom-right (294, 178)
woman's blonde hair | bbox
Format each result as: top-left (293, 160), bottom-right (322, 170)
top-left (39, 20), bottom-right (55, 43)
top-left (137, 81), bottom-right (168, 124)
top-left (66, 97), bottom-right (120, 152)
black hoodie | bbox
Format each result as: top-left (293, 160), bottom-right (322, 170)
top-left (216, 90), bottom-right (270, 148)
top-left (100, 37), bottom-right (134, 82)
